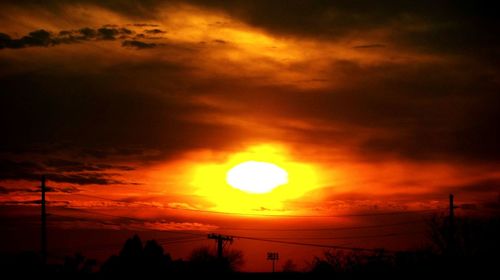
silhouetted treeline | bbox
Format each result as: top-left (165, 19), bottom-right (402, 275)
top-left (308, 214), bottom-right (500, 278)
top-left (100, 234), bottom-right (243, 276)
top-left (1, 214), bottom-right (499, 278)
top-left (100, 235), bottom-right (175, 276)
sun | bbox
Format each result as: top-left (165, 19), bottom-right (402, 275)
top-left (189, 144), bottom-right (321, 214)
top-left (226, 161), bottom-right (288, 194)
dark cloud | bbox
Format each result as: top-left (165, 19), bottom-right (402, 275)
top-left (213, 39), bottom-right (226, 44)
top-left (0, 29), bottom-right (78, 49)
top-left (79, 27), bottom-right (97, 38)
top-left (46, 186), bottom-right (80, 193)
top-left (186, 57), bottom-right (500, 163)
top-left (3, 47), bottom-right (498, 165)
top-left (447, 180), bottom-right (500, 195)
top-left (155, 0), bottom-right (495, 62)
top-left (247, 2), bottom-right (496, 56)
top-left (96, 27), bottom-right (133, 40)
top-left (129, 23), bottom-right (159, 27)
top-left (353, 44), bottom-right (385, 49)
top-left (483, 195), bottom-right (500, 210)
top-left (45, 158), bottom-right (100, 172)
top-left (0, 158), bottom-right (134, 185)
top-left (144, 28), bottom-right (166, 34)
top-left (44, 159), bottom-right (135, 172)
top-left (20, 29), bottom-right (52, 46)
top-left (0, 160), bottom-right (44, 181)
top-left (0, 26), bottom-right (146, 50)
top-left (1, 0), bottom-right (496, 69)
top-left (47, 173), bottom-right (122, 185)
top-left (0, 200), bottom-right (71, 206)
top-left (0, 185), bottom-right (80, 194)
top-left (460, 203), bottom-right (478, 210)
top-left (2, 200), bottom-right (42, 205)
top-left (0, 49), bottom-right (254, 176)
top-left (0, 0), bottom-right (423, 36)
top-left (2, 1), bottom-right (499, 46)
top-left (0, 30), bottom-right (54, 49)
top-left (122, 40), bottom-right (157, 49)
top-left (97, 27), bottom-right (119, 40)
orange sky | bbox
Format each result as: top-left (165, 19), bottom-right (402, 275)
top-left (1, 0), bottom-right (500, 272)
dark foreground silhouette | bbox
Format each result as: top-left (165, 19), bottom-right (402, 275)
top-left (1, 214), bottom-right (498, 278)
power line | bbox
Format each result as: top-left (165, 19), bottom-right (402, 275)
top-left (218, 219), bottom-right (425, 232)
top-left (49, 200), bottom-right (435, 242)
top-left (248, 231), bottom-right (424, 241)
top-left (41, 187), bottom-right (459, 256)
top-left (155, 236), bottom-right (211, 242)
top-left (48, 203), bottom-right (430, 244)
top-left (50, 211), bottom-right (422, 242)
top-left (230, 234), bottom-right (398, 253)
top-left (47, 210), bottom-right (404, 253)
top-left (157, 238), bottom-right (208, 245)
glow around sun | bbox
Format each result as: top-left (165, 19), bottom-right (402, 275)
top-left (226, 161), bottom-right (288, 194)
top-left (190, 144), bottom-right (320, 214)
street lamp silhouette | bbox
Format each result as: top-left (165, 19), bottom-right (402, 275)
top-left (267, 252), bottom-right (279, 273)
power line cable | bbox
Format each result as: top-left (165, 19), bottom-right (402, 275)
top-left (218, 219), bottom-right (425, 232)
top-left (49, 210), bottom-right (409, 253)
top-left (249, 231), bottom-right (424, 241)
top-left (231, 234), bottom-right (398, 253)
top-left (47, 210), bottom-right (403, 252)
top-left (158, 238), bottom-right (208, 245)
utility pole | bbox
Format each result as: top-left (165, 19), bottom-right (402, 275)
top-left (449, 194), bottom-right (454, 227)
top-left (448, 193), bottom-right (455, 255)
top-left (41, 175), bottom-right (47, 267)
top-left (267, 252), bottom-right (279, 273)
top-left (208, 233), bottom-right (233, 260)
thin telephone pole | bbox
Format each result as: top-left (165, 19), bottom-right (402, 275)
top-left (449, 194), bottom-right (454, 226)
top-left (41, 175), bottom-right (47, 267)
top-left (448, 194), bottom-right (455, 255)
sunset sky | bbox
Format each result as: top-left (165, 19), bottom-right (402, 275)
top-left (1, 0), bottom-right (499, 271)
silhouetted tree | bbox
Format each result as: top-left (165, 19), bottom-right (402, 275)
top-left (189, 246), bottom-right (218, 273)
top-left (62, 252), bottom-right (97, 275)
top-left (62, 252), bottom-right (84, 274)
top-left (427, 213), bottom-right (452, 255)
top-left (226, 249), bottom-right (244, 271)
top-left (143, 239), bottom-right (172, 274)
top-left (100, 234), bottom-right (173, 276)
top-left (0, 251), bottom-right (43, 276)
top-left (188, 246), bottom-right (244, 274)
top-left (426, 213), bottom-right (500, 274)
top-left (310, 249), bottom-right (394, 277)
top-left (282, 259), bottom-right (297, 272)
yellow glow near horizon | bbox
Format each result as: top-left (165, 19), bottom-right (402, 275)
top-left (190, 144), bottom-right (320, 214)
top-left (226, 161), bottom-right (288, 194)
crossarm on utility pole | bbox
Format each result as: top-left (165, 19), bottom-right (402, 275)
top-left (208, 233), bottom-right (233, 260)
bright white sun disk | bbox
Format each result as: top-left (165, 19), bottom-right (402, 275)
top-left (226, 161), bottom-right (288, 194)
